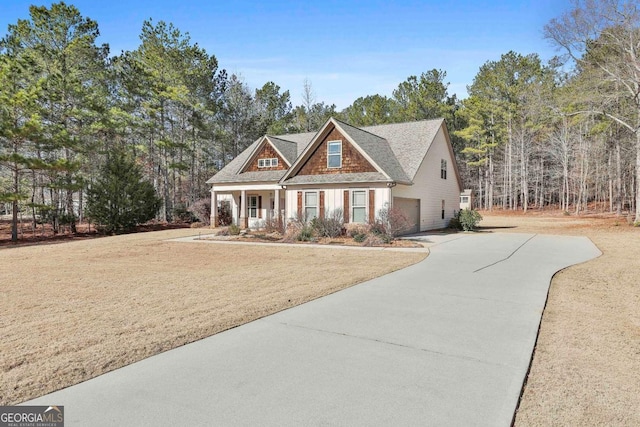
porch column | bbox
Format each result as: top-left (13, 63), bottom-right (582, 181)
top-left (240, 189), bottom-right (247, 228)
top-left (274, 189), bottom-right (280, 220)
top-left (210, 190), bottom-right (217, 227)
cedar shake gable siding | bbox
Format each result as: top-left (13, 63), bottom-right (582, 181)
top-left (244, 141), bottom-right (288, 172)
top-left (297, 126), bottom-right (376, 176)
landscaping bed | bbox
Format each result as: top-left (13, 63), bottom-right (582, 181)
top-left (199, 228), bottom-right (425, 248)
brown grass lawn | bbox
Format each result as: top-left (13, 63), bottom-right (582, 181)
top-left (0, 228), bottom-right (426, 405)
top-left (478, 211), bottom-right (640, 426)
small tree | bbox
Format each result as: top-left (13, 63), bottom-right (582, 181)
top-left (188, 197), bottom-right (211, 226)
top-left (86, 151), bottom-right (161, 234)
top-left (376, 204), bottom-right (414, 239)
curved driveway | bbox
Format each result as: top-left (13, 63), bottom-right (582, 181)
top-left (26, 233), bottom-right (601, 426)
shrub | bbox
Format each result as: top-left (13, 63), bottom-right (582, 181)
top-left (346, 223), bottom-right (369, 237)
top-left (297, 225), bottom-right (314, 241)
top-left (264, 216), bottom-right (284, 233)
top-left (362, 233), bottom-right (385, 247)
top-left (375, 204), bottom-right (415, 239)
top-left (214, 227), bottom-right (230, 236)
top-left (228, 224), bottom-right (241, 235)
top-left (217, 202), bottom-right (232, 226)
top-left (282, 218), bottom-right (304, 242)
top-left (458, 208), bottom-right (483, 231)
top-left (187, 198), bottom-right (211, 225)
top-left (173, 204), bottom-right (195, 222)
top-left (311, 208), bottom-right (344, 237)
top-left (353, 232), bottom-right (367, 243)
top-left (448, 216), bottom-right (461, 230)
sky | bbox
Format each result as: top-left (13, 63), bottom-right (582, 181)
top-left (0, 0), bottom-right (571, 109)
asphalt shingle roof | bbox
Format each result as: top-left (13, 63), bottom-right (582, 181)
top-left (363, 119), bottom-right (444, 180)
top-left (332, 118), bottom-right (412, 184)
top-left (266, 136), bottom-right (298, 165)
top-left (207, 118), bottom-right (445, 185)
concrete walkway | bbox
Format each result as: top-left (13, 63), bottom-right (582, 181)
top-left (25, 233), bottom-right (600, 426)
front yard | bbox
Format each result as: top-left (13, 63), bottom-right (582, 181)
top-left (0, 228), bottom-right (426, 405)
top-left (4, 211), bottom-right (638, 426)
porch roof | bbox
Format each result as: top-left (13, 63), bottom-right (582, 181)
top-left (210, 169), bottom-right (286, 183)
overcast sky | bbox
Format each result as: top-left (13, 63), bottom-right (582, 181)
top-left (1, 0), bottom-right (571, 109)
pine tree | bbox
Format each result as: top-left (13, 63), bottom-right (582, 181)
top-left (86, 151), bottom-right (161, 234)
top-left (0, 35), bottom-right (46, 241)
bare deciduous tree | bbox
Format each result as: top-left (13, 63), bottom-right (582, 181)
top-left (545, 0), bottom-right (640, 221)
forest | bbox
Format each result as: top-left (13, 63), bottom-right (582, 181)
top-left (1, 1), bottom-right (639, 242)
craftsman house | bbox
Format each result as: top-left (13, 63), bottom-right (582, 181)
top-left (207, 117), bottom-right (462, 234)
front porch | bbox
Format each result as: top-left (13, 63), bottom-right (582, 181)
top-left (211, 185), bottom-right (285, 229)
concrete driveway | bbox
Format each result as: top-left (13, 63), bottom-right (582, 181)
top-left (26, 233), bottom-right (600, 426)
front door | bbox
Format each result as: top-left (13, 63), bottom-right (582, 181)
top-left (247, 195), bottom-right (258, 219)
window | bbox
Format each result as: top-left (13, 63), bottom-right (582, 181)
top-left (460, 196), bottom-right (469, 203)
top-left (441, 200), bottom-right (445, 220)
top-left (248, 195), bottom-right (258, 218)
top-left (352, 190), bottom-right (367, 223)
top-left (441, 159), bottom-right (447, 179)
top-left (258, 158), bottom-right (278, 168)
top-left (304, 191), bottom-right (318, 220)
top-left (327, 141), bottom-right (342, 168)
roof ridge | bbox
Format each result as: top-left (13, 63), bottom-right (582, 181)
top-left (331, 117), bottom-right (388, 141)
top-left (266, 135), bottom-right (298, 144)
top-left (362, 117), bottom-right (444, 130)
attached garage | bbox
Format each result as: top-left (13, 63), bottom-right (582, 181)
top-left (393, 197), bottom-right (420, 235)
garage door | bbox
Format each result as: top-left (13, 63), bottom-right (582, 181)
top-left (393, 197), bottom-right (420, 235)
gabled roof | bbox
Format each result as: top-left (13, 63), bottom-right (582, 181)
top-left (207, 117), bottom-right (450, 186)
top-left (271, 132), bottom-right (316, 156)
top-left (207, 135), bottom-right (300, 184)
top-left (266, 136), bottom-right (298, 165)
top-left (331, 118), bottom-right (412, 184)
top-left (236, 135), bottom-right (297, 174)
top-left (363, 118), bottom-right (444, 180)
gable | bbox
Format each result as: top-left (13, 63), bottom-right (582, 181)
top-left (363, 119), bottom-right (443, 181)
top-left (243, 140), bottom-right (288, 172)
top-left (295, 125), bottom-right (377, 176)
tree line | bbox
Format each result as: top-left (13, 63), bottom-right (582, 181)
top-left (341, 1), bottom-right (640, 223)
top-left (1, 1), bottom-right (639, 242)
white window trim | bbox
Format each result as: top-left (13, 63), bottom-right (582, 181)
top-left (350, 189), bottom-right (368, 224)
top-left (303, 190), bottom-right (319, 221)
top-left (258, 157), bottom-right (279, 168)
top-left (327, 140), bottom-right (342, 169)
top-left (248, 195), bottom-right (259, 219)
top-left (441, 159), bottom-right (447, 179)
